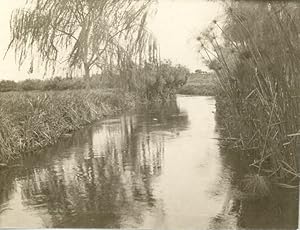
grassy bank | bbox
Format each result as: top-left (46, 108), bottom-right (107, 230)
top-left (177, 72), bottom-right (217, 96)
top-left (0, 61), bottom-right (190, 165)
top-left (0, 89), bottom-right (137, 164)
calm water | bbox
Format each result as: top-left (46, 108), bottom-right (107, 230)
top-left (0, 96), bottom-right (297, 229)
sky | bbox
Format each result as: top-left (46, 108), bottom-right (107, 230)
top-left (0, 0), bottom-right (224, 81)
top-left (148, 0), bottom-right (223, 71)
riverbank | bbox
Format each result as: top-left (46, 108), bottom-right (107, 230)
top-left (0, 95), bottom-right (296, 229)
top-left (177, 72), bottom-right (217, 96)
top-left (215, 93), bottom-right (299, 188)
top-left (0, 89), bottom-right (138, 165)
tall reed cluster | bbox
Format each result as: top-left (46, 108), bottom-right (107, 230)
top-left (199, 2), bottom-right (300, 183)
top-left (0, 90), bottom-right (136, 164)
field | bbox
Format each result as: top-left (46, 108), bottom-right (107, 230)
top-left (177, 72), bottom-right (218, 96)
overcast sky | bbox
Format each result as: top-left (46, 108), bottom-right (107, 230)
top-left (0, 0), bottom-right (224, 81)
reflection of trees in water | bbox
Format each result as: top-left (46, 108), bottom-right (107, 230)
top-left (0, 100), bottom-right (189, 227)
top-left (0, 169), bottom-right (19, 213)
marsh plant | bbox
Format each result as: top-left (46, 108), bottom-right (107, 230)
top-left (198, 2), bottom-right (300, 185)
top-left (0, 90), bottom-right (136, 163)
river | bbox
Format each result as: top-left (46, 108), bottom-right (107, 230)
top-left (0, 96), bottom-right (297, 229)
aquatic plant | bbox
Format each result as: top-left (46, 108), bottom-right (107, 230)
top-left (199, 2), bottom-right (300, 183)
top-left (0, 90), bottom-right (136, 164)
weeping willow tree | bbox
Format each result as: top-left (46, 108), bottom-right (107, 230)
top-left (6, 0), bottom-right (154, 78)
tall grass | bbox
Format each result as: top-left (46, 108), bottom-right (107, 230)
top-left (0, 60), bottom-right (189, 164)
top-left (199, 2), bottom-right (300, 183)
top-left (0, 90), bottom-right (136, 164)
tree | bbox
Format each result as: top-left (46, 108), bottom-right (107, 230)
top-left (6, 0), bottom-right (154, 78)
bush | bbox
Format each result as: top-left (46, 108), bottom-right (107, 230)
top-left (0, 80), bottom-right (18, 92)
top-left (142, 61), bottom-right (190, 101)
top-left (177, 72), bottom-right (218, 96)
top-left (19, 79), bottom-right (43, 91)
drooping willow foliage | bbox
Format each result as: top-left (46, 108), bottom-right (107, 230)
top-left (7, 0), bottom-right (155, 78)
top-left (198, 2), bottom-right (300, 183)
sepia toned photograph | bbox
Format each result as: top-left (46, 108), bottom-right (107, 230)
top-left (0, 0), bottom-right (299, 229)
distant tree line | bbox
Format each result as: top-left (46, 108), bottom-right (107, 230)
top-left (0, 61), bottom-right (190, 101)
top-left (0, 77), bottom-right (94, 92)
top-left (4, 0), bottom-right (190, 100)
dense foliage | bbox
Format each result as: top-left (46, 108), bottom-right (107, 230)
top-left (177, 72), bottom-right (217, 96)
top-left (198, 2), bottom-right (300, 183)
top-left (0, 61), bottom-right (189, 100)
top-left (0, 89), bottom-right (136, 163)
top-left (0, 60), bottom-right (189, 163)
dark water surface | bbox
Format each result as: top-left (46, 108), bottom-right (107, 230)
top-left (0, 96), bottom-right (297, 229)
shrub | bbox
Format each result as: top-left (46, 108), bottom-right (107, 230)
top-left (19, 79), bottom-right (43, 91)
top-left (0, 80), bottom-right (18, 92)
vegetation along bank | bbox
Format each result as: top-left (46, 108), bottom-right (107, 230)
top-left (177, 71), bottom-right (218, 96)
top-left (0, 0), bottom-right (191, 165)
top-left (0, 61), bottom-right (189, 165)
top-left (198, 1), bottom-right (300, 187)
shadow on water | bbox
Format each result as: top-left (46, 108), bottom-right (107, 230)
top-left (0, 96), bottom-right (298, 229)
top-left (209, 110), bottom-right (298, 229)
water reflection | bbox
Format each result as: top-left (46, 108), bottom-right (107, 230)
top-left (209, 113), bottom-right (298, 229)
top-left (0, 96), bottom-right (297, 228)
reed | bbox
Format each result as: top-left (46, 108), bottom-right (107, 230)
top-left (0, 89), bottom-right (136, 164)
top-left (199, 2), bottom-right (300, 183)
